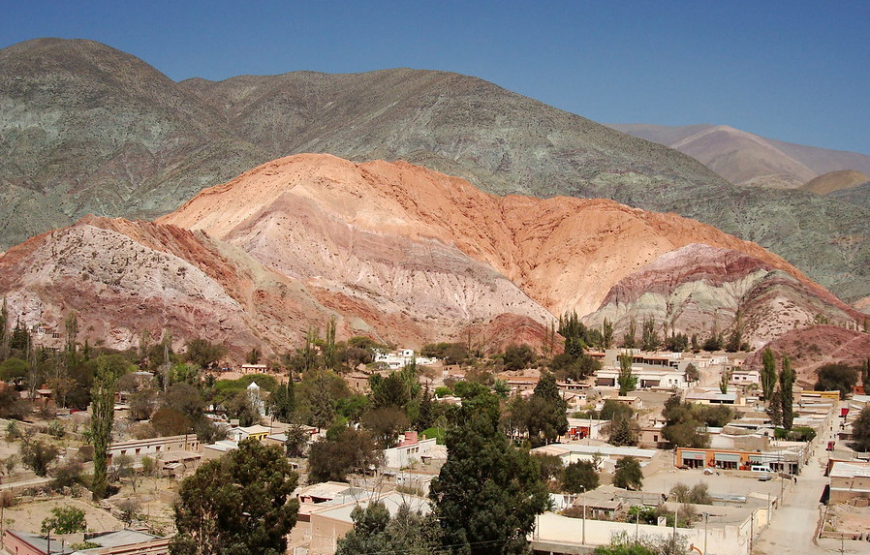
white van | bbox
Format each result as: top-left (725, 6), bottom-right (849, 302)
top-left (750, 465), bottom-right (773, 473)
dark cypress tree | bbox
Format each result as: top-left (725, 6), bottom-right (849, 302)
top-left (780, 356), bottom-right (795, 430)
top-left (761, 348), bottom-right (777, 400)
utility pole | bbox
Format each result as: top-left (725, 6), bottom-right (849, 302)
top-left (703, 512), bottom-right (708, 555)
top-left (581, 486), bottom-right (586, 545)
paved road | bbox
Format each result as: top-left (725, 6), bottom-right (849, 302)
top-left (753, 431), bottom-right (856, 555)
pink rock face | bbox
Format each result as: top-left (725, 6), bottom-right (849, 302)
top-left (585, 244), bottom-right (861, 349)
top-left (0, 154), bottom-right (857, 358)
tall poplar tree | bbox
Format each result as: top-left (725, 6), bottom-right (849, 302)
top-left (617, 352), bottom-right (637, 396)
top-left (761, 348), bottom-right (777, 400)
top-left (780, 355), bottom-right (795, 430)
top-left (91, 356), bottom-right (122, 499)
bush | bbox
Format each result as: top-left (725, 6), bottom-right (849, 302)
top-left (20, 439), bottom-right (61, 477)
top-left (50, 459), bottom-right (83, 489)
top-left (46, 421), bottom-right (66, 439)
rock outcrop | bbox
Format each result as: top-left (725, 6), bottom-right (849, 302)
top-left (584, 244), bottom-right (859, 349)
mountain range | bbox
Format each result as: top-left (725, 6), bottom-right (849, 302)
top-left (1, 154), bottom-right (862, 361)
top-left (608, 123), bottom-right (870, 190)
top-left (1, 38), bottom-right (869, 310)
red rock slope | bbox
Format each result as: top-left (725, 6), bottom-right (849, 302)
top-left (0, 154), bottom-right (857, 356)
top-left (160, 153), bottom-right (813, 319)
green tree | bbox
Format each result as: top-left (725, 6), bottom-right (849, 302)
top-left (780, 355), bottom-right (795, 430)
top-left (50, 459), bottom-right (83, 490)
top-left (622, 319), bottom-right (637, 349)
top-left (269, 379), bottom-right (296, 422)
top-left (559, 312), bottom-right (587, 359)
top-left (684, 363), bottom-right (699, 383)
top-left (503, 343), bottom-right (536, 371)
top-left (430, 388), bottom-right (549, 555)
top-left (91, 355), bottom-right (130, 499)
top-left (0, 385), bottom-right (28, 420)
top-left (361, 406), bottom-right (410, 448)
top-left (641, 316), bottom-right (659, 352)
top-left (245, 347), bottom-right (261, 365)
top-left (0, 358), bottom-right (28, 382)
top-left (719, 370), bottom-right (730, 394)
top-left (20, 440), bottom-right (61, 477)
top-left (526, 373), bottom-right (568, 446)
top-left (41, 506), bottom-right (87, 546)
top-left (184, 339), bottom-right (227, 369)
top-left (336, 501), bottom-right (441, 555)
top-left (170, 439), bottom-right (299, 555)
top-left (369, 371), bottom-right (412, 409)
top-left (284, 424), bottom-right (310, 458)
top-left (814, 363), bottom-right (858, 399)
top-left (562, 460), bottom-right (599, 494)
top-left (297, 370), bottom-right (350, 429)
top-left (767, 388), bottom-right (783, 427)
top-left (307, 428), bottom-right (381, 483)
top-left (613, 456), bottom-right (643, 490)
top-left (602, 319), bottom-right (615, 350)
top-left (851, 407), bottom-right (870, 452)
top-left (761, 348), bottom-right (777, 400)
top-left (617, 352), bottom-right (637, 396)
top-left (606, 416), bottom-right (639, 447)
top-left (661, 395), bottom-right (711, 448)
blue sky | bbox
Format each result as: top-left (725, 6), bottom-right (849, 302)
top-left (2, 1), bottom-right (868, 155)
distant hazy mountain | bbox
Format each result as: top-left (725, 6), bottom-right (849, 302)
top-left (609, 123), bottom-right (870, 188)
top-left (2, 38), bottom-right (870, 305)
top-left (802, 170), bottom-right (870, 196)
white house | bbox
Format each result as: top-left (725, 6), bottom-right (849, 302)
top-left (595, 366), bottom-right (687, 390)
top-left (383, 431), bottom-right (439, 468)
top-left (374, 349), bottom-right (437, 369)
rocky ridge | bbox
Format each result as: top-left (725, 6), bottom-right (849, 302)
top-left (1, 154), bottom-right (861, 357)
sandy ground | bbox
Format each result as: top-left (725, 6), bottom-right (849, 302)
top-left (3, 497), bottom-right (123, 535)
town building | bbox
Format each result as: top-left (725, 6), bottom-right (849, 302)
top-left (382, 431), bottom-right (440, 469)
top-left (2, 529), bottom-right (169, 555)
top-left (674, 446), bottom-right (805, 474)
top-left (595, 367), bottom-right (687, 390)
top-left (828, 461), bottom-right (870, 505)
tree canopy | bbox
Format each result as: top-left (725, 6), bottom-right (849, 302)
top-left (613, 456), bottom-right (643, 491)
top-left (429, 387), bottom-right (549, 555)
top-left (562, 460), bottom-right (599, 494)
top-left (170, 439), bottom-right (299, 555)
top-left (814, 363), bottom-right (858, 400)
top-left (526, 373), bottom-right (568, 446)
top-left (851, 407), bottom-right (870, 452)
top-left (336, 501), bottom-right (441, 555)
